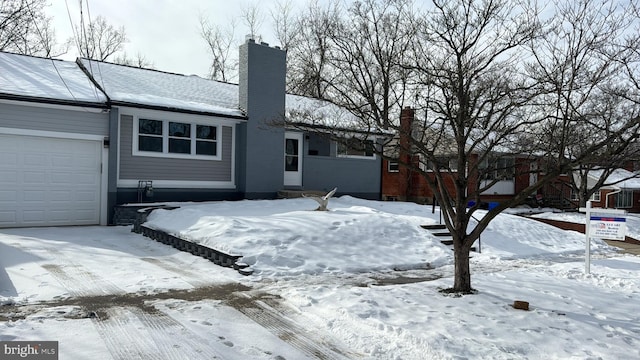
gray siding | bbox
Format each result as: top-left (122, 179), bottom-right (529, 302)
top-left (0, 102), bottom-right (108, 135)
top-left (303, 155), bottom-right (381, 198)
top-left (119, 115), bottom-right (233, 182)
top-left (239, 40), bottom-right (287, 197)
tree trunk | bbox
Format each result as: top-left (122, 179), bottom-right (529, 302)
top-left (452, 237), bottom-right (472, 293)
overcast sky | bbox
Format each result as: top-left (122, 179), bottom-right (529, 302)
top-left (46, 0), bottom-right (287, 78)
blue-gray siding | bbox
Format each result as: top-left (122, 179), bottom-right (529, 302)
top-left (302, 155), bottom-right (381, 197)
top-left (238, 40), bottom-right (287, 197)
top-left (119, 115), bottom-right (233, 182)
top-left (0, 101), bottom-right (108, 135)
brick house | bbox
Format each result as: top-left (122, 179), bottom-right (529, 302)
top-left (382, 107), bottom-right (576, 208)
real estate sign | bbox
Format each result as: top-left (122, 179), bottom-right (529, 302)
top-left (589, 216), bottom-right (627, 241)
top-left (580, 202), bottom-right (627, 274)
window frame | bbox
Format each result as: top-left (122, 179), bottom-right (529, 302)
top-left (590, 191), bottom-right (601, 202)
top-left (388, 160), bottom-right (400, 173)
top-left (133, 116), bottom-right (222, 161)
top-left (424, 156), bottom-right (458, 172)
top-left (336, 138), bottom-right (377, 159)
top-left (615, 189), bottom-right (633, 208)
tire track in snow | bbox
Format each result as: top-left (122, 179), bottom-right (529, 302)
top-left (41, 263), bottom-right (124, 297)
top-left (227, 292), bottom-right (357, 359)
top-left (93, 306), bottom-right (225, 360)
top-left (140, 257), bottom-right (209, 288)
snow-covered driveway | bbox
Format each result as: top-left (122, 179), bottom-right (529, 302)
top-left (0, 226), bottom-right (356, 359)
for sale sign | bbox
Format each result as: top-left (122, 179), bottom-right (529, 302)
top-left (590, 216), bottom-right (627, 241)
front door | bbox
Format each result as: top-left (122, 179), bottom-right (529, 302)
top-left (284, 132), bottom-right (303, 187)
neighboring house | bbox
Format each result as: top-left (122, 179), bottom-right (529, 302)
top-left (0, 39), bottom-right (382, 228)
top-left (580, 168), bottom-right (640, 212)
top-left (382, 107), bottom-right (575, 208)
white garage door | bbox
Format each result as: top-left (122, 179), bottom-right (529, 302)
top-left (0, 134), bottom-right (102, 227)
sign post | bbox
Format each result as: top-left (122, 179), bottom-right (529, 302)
top-left (579, 201), bottom-right (627, 274)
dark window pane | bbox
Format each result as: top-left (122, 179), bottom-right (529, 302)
top-left (285, 155), bottom-right (298, 171)
top-left (169, 138), bottom-right (191, 153)
top-left (139, 119), bottom-right (162, 135)
top-left (197, 125), bottom-right (216, 140)
top-left (196, 141), bottom-right (216, 155)
top-left (286, 139), bottom-right (298, 156)
top-left (169, 122), bottom-right (190, 138)
top-left (139, 136), bottom-right (162, 152)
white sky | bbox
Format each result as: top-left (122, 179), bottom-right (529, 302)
top-left (46, 0), bottom-right (288, 77)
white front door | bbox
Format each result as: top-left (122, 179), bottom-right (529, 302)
top-left (284, 132), bottom-right (303, 187)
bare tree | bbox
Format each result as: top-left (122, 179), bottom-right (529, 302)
top-left (270, 0), bottom-right (299, 51)
top-left (76, 15), bottom-right (127, 61)
top-left (112, 51), bottom-right (154, 69)
top-left (240, 2), bottom-right (265, 40)
top-left (199, 15), bottom-right (238, 82)
top-left (286, 0), bottom-right (341, 98)
top-left (527, 0), bottom-right (640, 208)
top-left (0, 0), bottom-right (69, 56)
top-left (288, 0), bottom-right (640, 294)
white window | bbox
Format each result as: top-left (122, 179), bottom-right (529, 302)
top-left (134, 118), bottom-right (221, 160)
top-left (337, 138), bottom-right (375, 159)
top-left (388, 161), bottom-right (399, 172)
top-left (615, 190), bottom-right (633, 208)
top-left (590, 191), bottom-right (601, 202)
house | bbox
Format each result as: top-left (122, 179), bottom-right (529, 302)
top-left (0, 39), bottom-right (382, 228)
top-left (580, 168), bottom-right (640, 212)
top-left (381, 107), bottom-right (576, 208)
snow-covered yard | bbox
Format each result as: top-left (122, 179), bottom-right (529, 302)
top-left (1, 197), bottom-right (639, 359)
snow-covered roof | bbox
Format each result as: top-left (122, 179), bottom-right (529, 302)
top-left (79, 59), bottom-right (244, 118)
top-left (0, 52), bottom-right (106, 105)
top-left (588, 168), bottom-right (640, 190)
top-left (285, 94), bottom-right (391, 135)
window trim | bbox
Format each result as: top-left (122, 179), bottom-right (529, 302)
top-left (388, 160), bottom-right (400, 173)
top-left (133, 116), bottom-right (222, 161)
top-left (615, 189), bottom-right (633, 208)
top-left (590, 191), bottom-right (601, 202)
top-left (336, 138), bottom-right (377, 160)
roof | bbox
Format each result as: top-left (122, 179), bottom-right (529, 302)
top-left (0, 51), bottom-right (106, 106)
top-left (588, 168), bottom-right (640, 190)
top-left (0, 53), bottom-right (367, 129)
top-left (285, 94), bottom-right (391, 135)
top-left (78, 59), bottom-right (244, 118)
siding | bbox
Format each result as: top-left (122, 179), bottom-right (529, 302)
top-left (119, 115), bottom-right (233, 182)
top-left (0, 102), bottom-right (108, 136)
top-left (303, 155), bottom-right (381, 197)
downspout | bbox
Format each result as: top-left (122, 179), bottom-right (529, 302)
top-left (605, 187), bottom-right (621, 208)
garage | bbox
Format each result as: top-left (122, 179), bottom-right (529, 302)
top-left (0, 133), bottom-right (103, 228)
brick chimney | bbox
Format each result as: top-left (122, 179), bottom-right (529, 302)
top-left (399, 107), bottom-right (415, 199)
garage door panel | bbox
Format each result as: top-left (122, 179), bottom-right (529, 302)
top-left (0, 134), bottom-right (102, 227)
top-left (24, 154), bottom-right (47, 166)
top-left (0, 153), bottom-right (18, 166)
top-left (0, 191), bottom-right (15, 201)
top-left (23, 190), bottom-right (46, 201)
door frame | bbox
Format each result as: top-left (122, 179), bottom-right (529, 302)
top-left (284, 131), bottom-right (303, 187)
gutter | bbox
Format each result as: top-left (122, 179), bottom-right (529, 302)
top-left (605, 187), bottom-right (621, 208)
